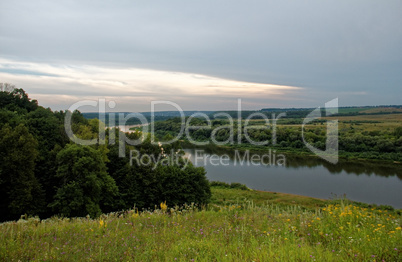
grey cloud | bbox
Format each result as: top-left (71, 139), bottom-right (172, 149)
top-left (1, 0), bottom-right (401, 108)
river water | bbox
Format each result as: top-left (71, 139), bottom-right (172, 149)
top-left (183, 147), bottom-right (402, 209)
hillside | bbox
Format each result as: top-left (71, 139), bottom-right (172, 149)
top-left (1, 187), bottom-right (401, 261)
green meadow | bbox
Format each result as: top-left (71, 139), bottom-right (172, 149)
top-left (1, 187), bottom-right (401, 262)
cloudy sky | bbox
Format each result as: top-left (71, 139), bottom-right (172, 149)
top-left (1, 0), bottom-right (401, 112)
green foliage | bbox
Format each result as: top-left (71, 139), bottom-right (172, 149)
top-left (0, 124), bottom-right (44, 220)
top-left (26, 107), bottom-right (69, 215)
top-left (107, 141), bottom-right (211, 211)
top-left (0, 87), bottom-right (211, 220)
top-left (49, 144), bottom-right (119, 218)
top-left (395, 126), bottom-right (402, 138)
top-left (156, 163), bottom-right (211, 207)
top-left (0, 109), bottom-right (22, 129)
top-left (210, 181), bottom-right (250, 190)
top-left (0, 86), bottom-right (38, 113)
top-left (153, 116), bottom-right (402, 162)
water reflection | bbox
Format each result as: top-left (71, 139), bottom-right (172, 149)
top-left (185, 146), bottom-right (402, 180)
top-left (182, 146), bottom-right (402, 208)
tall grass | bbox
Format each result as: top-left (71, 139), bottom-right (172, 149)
top-left (0, 190), bottom-right (400, 261)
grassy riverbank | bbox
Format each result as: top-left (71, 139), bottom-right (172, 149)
top-left (181, 139), bottom-right (402, 166)
top-left (1, 187), bottom-right (401, 261)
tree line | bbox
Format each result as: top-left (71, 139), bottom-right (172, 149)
top-left (153, 117), bottom-right (402, 161)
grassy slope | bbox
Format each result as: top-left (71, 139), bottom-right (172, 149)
top-left (1, 188), bottom-right (401, 261)
top-left (210, 188), bottom-right (326, 209)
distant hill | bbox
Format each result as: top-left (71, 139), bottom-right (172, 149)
top-left (82, 111), bottom-right (217, 126)
top-left (82, 106), bottom-right (402, 125)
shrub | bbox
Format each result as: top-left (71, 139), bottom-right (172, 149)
top-left (210, 181), bottom-right (249, 190)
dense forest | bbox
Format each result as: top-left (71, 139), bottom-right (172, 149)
top-left (0, 86), bottom-right (210, 222)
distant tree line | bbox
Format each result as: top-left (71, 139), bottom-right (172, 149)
top-left (153, 117), bottom-right (402, 162)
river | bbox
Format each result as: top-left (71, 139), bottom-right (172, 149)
top-left (183, 147), bottom-right (402, 209)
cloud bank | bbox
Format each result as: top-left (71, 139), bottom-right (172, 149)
top-left (1, 0), bottom-right (401, 110)
top-left (0, 59), bottom-right (303, 111)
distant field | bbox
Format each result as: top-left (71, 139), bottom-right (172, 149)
top-left (332, 107), bottom-right (402, 115)
top-left (325, 113), bottom-right (402, 122)
top-left (244, 113), bottom-right (402, 132)
top-left (286, 106), bottom-right (402, 116)
top-left (337, 107), bottom-right (369, 114)
top-left (322, 113), bottom-right (402, 132)
top-left (360, 107), bottom-right (402, 114)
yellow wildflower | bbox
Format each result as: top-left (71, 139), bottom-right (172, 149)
top-left (160, 201), bottom-right (167, 212)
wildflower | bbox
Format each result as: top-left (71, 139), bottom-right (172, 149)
top-left (396, 227), bottom-right (401, 230)
top-left (160, 201), bottom-right (167, 212)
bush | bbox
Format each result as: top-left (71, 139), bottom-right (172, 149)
top-left (210, 181), bottom-right (249, 190)
top-left (115, 162), bottom-right (211, 210)
top-left (49, 144), bottom-right (119, 218)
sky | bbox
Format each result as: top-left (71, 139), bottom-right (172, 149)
top-left (0, 0), bottom-right (401, 112)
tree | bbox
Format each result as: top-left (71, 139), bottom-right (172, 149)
top-left (157, 163), bottom-right (211, 207)
top-left (0, 85), bottom-right (38, 113)
top-left (25, 106), bottom-right (70, 216)
top-left (0, 124), bottom-right (44, 221)
top-left (50, 144), bottom-right (119, 217)
top-left (395, 127), bottom-right (402, 138)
